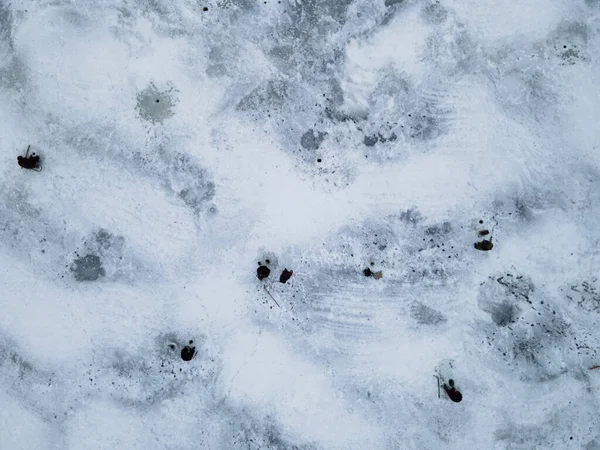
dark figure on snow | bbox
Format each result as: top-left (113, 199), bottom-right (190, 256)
top-left (443, 379), bottom-right (462, 403)
top-left (257, 265), bottom-right (271, 280)
top-left (474, 240), bottom-right (493, 251)
top-left (17, 145), bottom-right (41, 170)
top-left (279, 268), bottom-right (293, 284)
top-left (181, 344), bottom-right (196, 361)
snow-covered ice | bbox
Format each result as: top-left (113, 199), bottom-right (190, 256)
top-left (1, 0), bottom-right (600, 448)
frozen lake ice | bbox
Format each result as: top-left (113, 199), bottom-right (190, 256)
top-left (1, 0), bottom-right (600, 448)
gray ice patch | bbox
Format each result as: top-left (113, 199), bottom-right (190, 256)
top-left (328, 78), bottom-right (344, 106)
top-left (407, 113), bottom-right (442, 141)
top-left (287, 0), bottom-right (354, 24)
top-left (178, 182), bottom-right (215, 211)
top-left (61, 8), bottom-right (89, 28)
top-left (67, 228), bottom-right (128, 282)
top-left (300, 129), bottom-right (326, 150)
top-left (169, 152), bottom-right (216, 213)
top-left (136, 83), bottom-right (177, 123)
top-left (514, 197), bottom-right (535, 222)
top-left (232, 412), bottom-right (317, 450)
top-left (424, 222), bottom-right (452, 236)
top-left (71, 254), bottom-right (105, 281)
top-left (586, 439), bottom-right (600, 450)
top-left (363, 135), bottom-right (379, 147)
top-left (422, 2), bottom-right (448, 24)
top-left (478, 274), bottom-right (532, 324)
top-left (410, 302), bottom-right (447, 325)
top-left (95, 228), bottom-right (116, 250)
top-left (0, 2), bottom-right (13, 46)
top-left (268, 45), bottom-right (294, 62)
top-left (490, 301), bottom-right (519, 327)
top-left (216, 0), bottom-right (256, 10)
top-left (206, 44), bottom-right (239, 78)
top-left (0, 56), bottom-right (27, 91)
top-left (399, 208), bottom-right (422, 225)
top-left (236, 79), bottom-right (290, 112)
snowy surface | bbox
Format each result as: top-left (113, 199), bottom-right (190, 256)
top-left (1, 0), bottom-right (600, 448)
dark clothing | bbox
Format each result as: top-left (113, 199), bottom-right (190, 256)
top-left (257, 265), bottom-right (271, 280)
top-left (443, 384), bottom-right (462, 403)
top-left (474, 240), bottom-right (493, 251)
top-left (181, 346), bottom-right (195, 361)
top-left (279, 269), bottom-right (293, 284)
top-left (17, 155), bottom-right (40, 169)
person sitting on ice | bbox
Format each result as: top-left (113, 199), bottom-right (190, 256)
top-left (443, 379), bottom-right (462, 403)
top-left (17, 145), bottom-right (41, 171)
top-left (279, 268), bottom-right (293, 284)
top-left (257, 265), bottom-right (271, 280)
